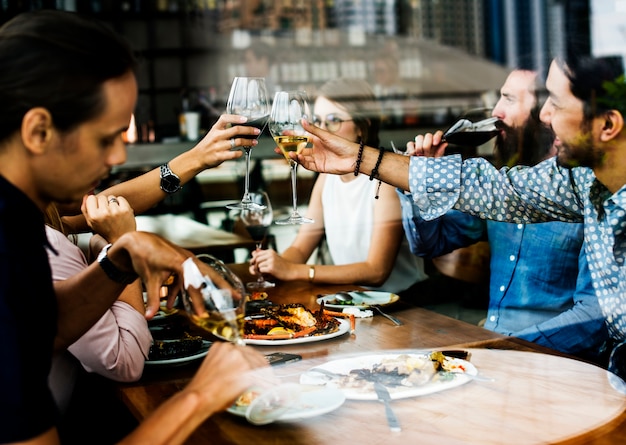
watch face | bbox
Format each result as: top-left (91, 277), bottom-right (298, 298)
top-left (161, 174), bottom-right (181, 193)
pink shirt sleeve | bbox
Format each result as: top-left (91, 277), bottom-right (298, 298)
top-left (46, 226), bottom-right (152, 382)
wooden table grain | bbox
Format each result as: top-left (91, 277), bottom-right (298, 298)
top-left (116, 263), bottom-right (626, 445)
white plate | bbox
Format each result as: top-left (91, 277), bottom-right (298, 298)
top-left (299, 352), bottom-right (477, 400)
top-left (144, 340), bottom-right (211, 367)
top-left (227, 385), bottom-right (346, 424)
top-left (317, 291), bottom-right (399, 309)
top-left (242, 318), bottom-right (350, 346)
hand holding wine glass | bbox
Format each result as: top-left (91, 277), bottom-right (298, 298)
top-left (181, 255), bottom-right (247, 345)
top-left (225, 77), bottom-right (270, 210)
top-left (240, 191), bottom-right (276, 289)
top-left (269, 90), bottom-right (313, 225)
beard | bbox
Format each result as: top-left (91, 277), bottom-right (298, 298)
top-left (494, 117), bottom-right (555, 168)
top-left (554, 118), bottom-right (606, 169)
top-left (555, 134), bottom-right (600, 169)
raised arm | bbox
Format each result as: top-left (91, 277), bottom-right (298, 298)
top-left (296, 119), bottom-right (412, 191)
top-left (62, 114), bottom-right (256, 233)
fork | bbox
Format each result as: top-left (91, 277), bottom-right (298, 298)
top-left (349, 291), bottom-right (403, 326)
top-left (369, 304), bottom-right (403, 326)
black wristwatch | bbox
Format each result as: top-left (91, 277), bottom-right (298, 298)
top-left (97, 243), bottom-right (138, 285)
top-left (159, 163), bottom-right (181, 194)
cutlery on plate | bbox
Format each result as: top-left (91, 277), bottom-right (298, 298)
top-left (373, 381), bottom-right (401, 432)
top-left (346, 291), bottom-right (404, 326)
top-left (305, 367), bottom-right (345, 380)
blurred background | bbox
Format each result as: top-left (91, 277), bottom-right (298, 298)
top-left (1, 0), bottom-right (614, 142)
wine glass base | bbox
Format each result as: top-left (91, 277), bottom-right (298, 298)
top-left (226, 201), bottom-right (267, 211)
top-left (275, 215), bottom-right (314, 225)
top-left (247, 280), bottom-right (276, 289)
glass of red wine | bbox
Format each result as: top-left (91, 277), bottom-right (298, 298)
top-left (240, 191), bottom-right (275, 289)
top-left (442, 116), bottom-right (500, 146)
top-left (225, 77), bottom-right (270, 210)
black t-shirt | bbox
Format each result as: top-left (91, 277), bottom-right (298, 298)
top-left (0, 176), bottom-right (59, 441)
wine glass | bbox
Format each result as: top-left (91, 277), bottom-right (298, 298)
top-left (225, 77), bottom-right (270, 210)
top-left (240, 191), bottom-right (276, 289)
top-left (442, 107), bottom-right (500, 147)
top-left (180, 254), bottom-right (247, 346)
top-left (269, 90), bottom-right (313, 225)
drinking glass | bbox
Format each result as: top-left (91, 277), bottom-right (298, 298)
top-left (225, 77), bottom-right (270, 210)
top-left (442, 107), bottom-right (500, 147)
top-left (269, 90), bottom-right (313, 225)
top-left (240, 191), bottom-right (276, 289)
top-left (180, 254), bottom-right (247, 345)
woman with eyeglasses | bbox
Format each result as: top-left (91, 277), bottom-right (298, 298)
top-left (249, 78), bottom-right (428, 299)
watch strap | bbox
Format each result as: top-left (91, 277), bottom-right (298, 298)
top-left (97, 243), bottom-right (138, 285)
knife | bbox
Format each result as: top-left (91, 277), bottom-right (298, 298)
top-left (373, 381), bottom-right (401, 432)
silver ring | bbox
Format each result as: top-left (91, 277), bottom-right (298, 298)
top-left (230, 138), bottom-right (236, 149)
top-left (108, 197), bottom-right (119, 205)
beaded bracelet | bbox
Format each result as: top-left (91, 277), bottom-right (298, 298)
top-left (370, 147), bottom-right (385, 199)
top-left (369, 146), bottom-right (385, 181)
top-left (354, 138), bottom-right (365, 176)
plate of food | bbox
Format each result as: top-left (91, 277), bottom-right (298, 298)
top-left (299, 351), bottom-right (477, 400)
top-left (216, 303), bottom-right (352, 345)
top-left (227, 384), bottom-right (346, 424)
top-left (317, 291), bottom-right (399, 309)
top-left (145, 340), bottom-right (211, 366)
top-left (146, 317), bottom-right (212, 367)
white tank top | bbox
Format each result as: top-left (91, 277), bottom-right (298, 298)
top-left (321, 173), bottom-right (427, 293)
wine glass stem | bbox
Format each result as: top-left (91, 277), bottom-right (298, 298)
top-left (242, 147), bottom-right (252, 203)
top-left (255, 242), bottom-right (265, 283)
top-left (289, 160), bottom-right (299, 216)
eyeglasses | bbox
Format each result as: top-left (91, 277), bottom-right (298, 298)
top-left (312, 114), bottom-right (353, 133)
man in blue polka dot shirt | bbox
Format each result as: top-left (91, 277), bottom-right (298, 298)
top-left (398, 69), bottom-right (610, 364)
top-left (297, 54), bottom-right (626, 387)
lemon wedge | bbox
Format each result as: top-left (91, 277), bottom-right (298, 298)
top-left (267, 327), bottom-right (294, 336)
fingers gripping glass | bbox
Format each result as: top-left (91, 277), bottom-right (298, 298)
top-left (181, 255), bottom-right (247, 346)
top-left (312, 114), bottom-right (353, 133)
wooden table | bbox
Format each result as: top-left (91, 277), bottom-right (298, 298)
top-left (116, 264), bottom-right (626, 444)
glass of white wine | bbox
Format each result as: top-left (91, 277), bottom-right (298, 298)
top-left (269, 90), bottom-right (313, 225)
top-left (180, 254), bottom-right (247, 345)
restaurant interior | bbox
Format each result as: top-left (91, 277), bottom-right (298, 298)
top-left (4, 1), bottom-right (626, 444)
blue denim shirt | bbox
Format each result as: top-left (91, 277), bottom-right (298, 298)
top-left (399, 192), bottom-right (609, 360)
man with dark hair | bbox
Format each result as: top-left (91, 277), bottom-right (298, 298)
top-left (399, 70), bottom-right (609, 362)
top-left (0, 10), bottom-right (265, 444)
top-left (295, 54), bottom-right (626, 384)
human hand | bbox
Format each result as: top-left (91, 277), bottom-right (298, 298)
top-left (106, 232), bottom-right (230, 319)
top-left (190, 114), bottom-right (260, 170)
top-left (186, 342), bottom-right (269, 414)
top-left (82, 194), bottom-right (136, 243)
top-left (406, 131), bottom-right (448, 158)
top-left (249, 249), bottom-right (295, 281)
top-left (291, 119), bottom-right (360, 175)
